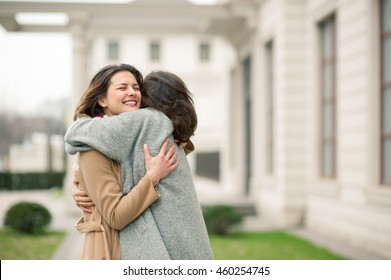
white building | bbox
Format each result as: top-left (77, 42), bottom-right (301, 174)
top-left (207, 0), bottom-right (391, 258)
top-left (1, 0), bottom-right (390, 258)
top-left (9, 133), bottom-right (65, 172)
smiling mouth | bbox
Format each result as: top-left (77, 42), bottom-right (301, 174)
top-left (124, 101), bottom-right (137, 106)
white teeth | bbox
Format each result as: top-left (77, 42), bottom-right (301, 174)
top-left (124, 101), bottom-right (136, 105)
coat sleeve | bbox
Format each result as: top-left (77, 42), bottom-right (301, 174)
top-left (64, 109), bottom-right (173, 161)
top-left (79, 150), bottom-right (160, 230)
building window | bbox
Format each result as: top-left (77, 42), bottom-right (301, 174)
top-left (107, 40), bottom-right (119, 60)
top-left (265, 40), bottom-right (274, 174)
top-left (380, 0), bottom-right (391, 185)
top-left (319, 14), bottom-right (337, 178)
top-left (243, 55), bottom-right (252, 195)
top-left (199, 42), bottom-right (210, 61)
top-left (150, 41), bottom-right (160, 61)
top-left (195, 152), bottom-right (220, 181)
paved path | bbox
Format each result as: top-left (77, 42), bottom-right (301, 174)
top-left (0, 190), bottom-right (385, 260)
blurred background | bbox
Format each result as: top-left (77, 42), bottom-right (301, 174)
top-left (0, 0), bottom-right (390, 259)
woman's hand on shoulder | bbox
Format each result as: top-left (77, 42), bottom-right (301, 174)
top-left (144, 138), bottom-right (179, 186)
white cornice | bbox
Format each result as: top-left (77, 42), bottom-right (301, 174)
top-left (0, 0), bottom-right (259, 41)
top-left (0, 0), bottom-right (232, 33)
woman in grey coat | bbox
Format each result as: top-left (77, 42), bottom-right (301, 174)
top-left (65, 65), bottom-right (213, 259)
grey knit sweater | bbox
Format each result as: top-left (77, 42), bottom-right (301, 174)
top-left (64, 108), bottom-right (213, 260)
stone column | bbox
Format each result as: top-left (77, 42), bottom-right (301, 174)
top-left (63, 12), bottom-right (89, 215)
top-left (257, 0), bottom-right (309, 227)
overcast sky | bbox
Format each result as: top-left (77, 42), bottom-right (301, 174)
top-left (0, 0), bottom-right (217, 116)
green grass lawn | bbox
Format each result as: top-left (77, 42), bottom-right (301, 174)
top-left (0, 229), bottom-right (66, 260)
top-left (210, 230), bottom-right (346, 260)
top-left (0, 229), bottom-right (344, 260)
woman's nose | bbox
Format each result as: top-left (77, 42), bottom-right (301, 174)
top-left (127, 88), bottom-right (136, 95)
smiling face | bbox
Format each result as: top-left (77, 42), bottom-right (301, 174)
top-left (98, 71), bottom-right (142, 116)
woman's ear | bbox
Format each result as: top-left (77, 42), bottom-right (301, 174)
top-left (98, 97), bottom-right (107, 108)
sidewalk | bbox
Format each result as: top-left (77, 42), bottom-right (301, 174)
top-left (51, 223), bottom-right (83, 260)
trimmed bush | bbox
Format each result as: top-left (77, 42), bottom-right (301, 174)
top-left (0, 172), bottom-right (65, 191)
top-left (4, 202), bottom-right (52, 234)
top-left (203, 205), bottom-right (243, 235)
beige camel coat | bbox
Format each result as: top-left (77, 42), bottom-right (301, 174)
top-left (74, 150), bottom-right (160, 260)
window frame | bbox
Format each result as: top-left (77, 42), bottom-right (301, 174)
top-left (318, 14), bottom-right (337, 179)
top-left (265, 40), bottom-right (274, 174)
top-left (199, 42), bottom-right (210, 62)
top-left (149, 41), bottom-right (161, 62)
top-left (107, 40), bottom-right (119, 61)
top-left (380, 0), bottom-right (391, 185)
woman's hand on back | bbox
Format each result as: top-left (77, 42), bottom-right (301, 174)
top-left (144, 138), bottom-right (179, 186)
top-left (72, 177), bottom-right (94, 213)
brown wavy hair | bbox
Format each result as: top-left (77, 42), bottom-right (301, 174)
top-left (141, 71), bottom-right (197, 143)
top-left (73, 64), bottom-right (144, 120)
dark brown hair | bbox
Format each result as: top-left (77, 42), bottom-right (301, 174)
top-left (142, 71), bottom-right (197, 142)
top-left (73, 64), bottom-right (144, 120)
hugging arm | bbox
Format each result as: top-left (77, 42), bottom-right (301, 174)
top-left (64, 116), bottom-right (134, 161)
top-left (79, 150), bottom-right (159, 230)
top-left (64, 109), bottom-right (171, 162)
top-left (72, 138), bottom-right (178, 214)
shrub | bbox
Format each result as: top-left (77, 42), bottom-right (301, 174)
top-left (4, 202), bottom-right (52, 234)
top-left (203, 205), bottom-right (243, 235)
top-left (0, 172), bottom-right (65, 191)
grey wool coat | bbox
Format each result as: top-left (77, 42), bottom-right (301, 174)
top-left (64, 108), bottom-right (213, 260)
